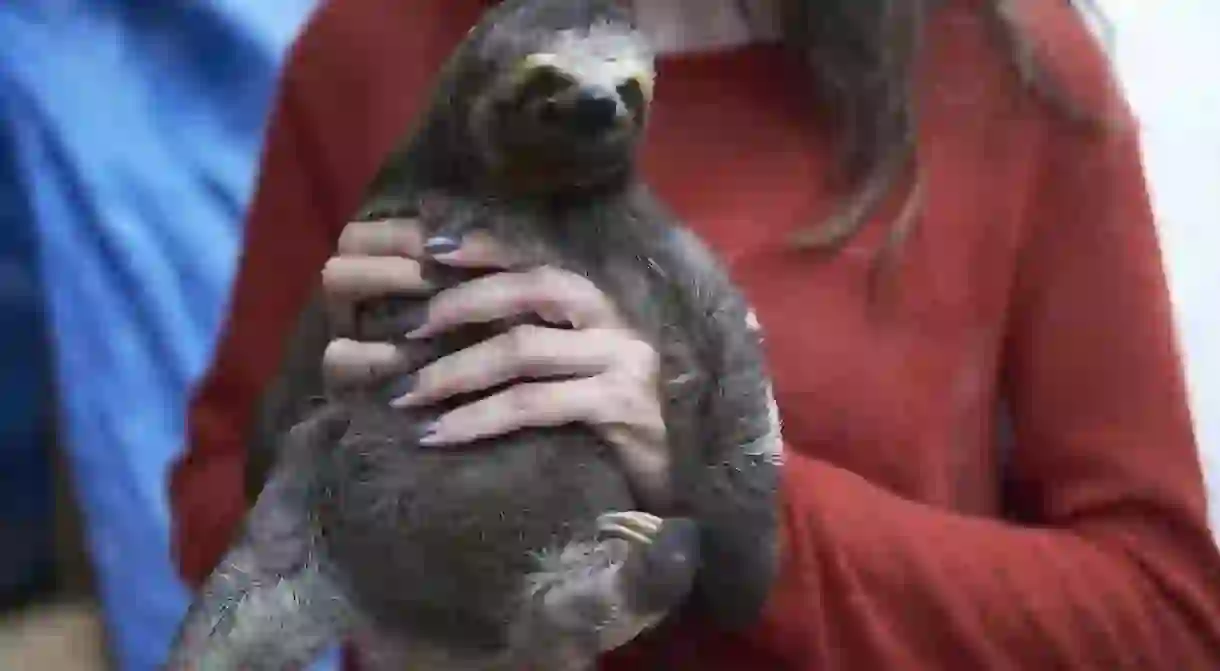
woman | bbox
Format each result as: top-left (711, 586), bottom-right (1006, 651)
top-left (171, 0), bottom-right (1220, 667)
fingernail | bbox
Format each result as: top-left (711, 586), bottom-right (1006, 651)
top-left (385, 375), bottom-right (414, 404)
top-left (418, 422), bottom-right (441, 445)
top-left (398, 305), bottom-right (429, 335)
top-left (356, 300), bottom-right (428, 342)
top-left (424, 236), bottom-right (461, 257)
top-left (401, 304), bottom-right (430, 338)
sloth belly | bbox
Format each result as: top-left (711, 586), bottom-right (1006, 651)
top-left (313, 399), bottom-right (637, 652)
top-left (317, 210), bottom-right (678, 655)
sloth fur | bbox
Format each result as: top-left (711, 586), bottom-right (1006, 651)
top-left (166, 2), bottom-right (781, 669)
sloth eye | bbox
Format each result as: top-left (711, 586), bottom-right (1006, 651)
top-left (514, 64), bottom-right (575, 104)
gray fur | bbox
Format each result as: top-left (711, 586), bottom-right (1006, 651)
top-left (168, 1), bottom-right (779, 668)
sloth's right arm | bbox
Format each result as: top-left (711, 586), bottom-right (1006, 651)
top-left (640, 216), bottom-right (784, 631)
top-left (168, 407), bottom-right (355, 671)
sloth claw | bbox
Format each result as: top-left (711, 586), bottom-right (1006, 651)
top-left (515, 512), bottom-right (700, 662)
top-left (596, 511), bottom-right (663, 546)
top-left (599, 512), bottom-right (701, 617)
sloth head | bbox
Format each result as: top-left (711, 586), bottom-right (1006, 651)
top-left (455, 0), bottom-right (655, 193)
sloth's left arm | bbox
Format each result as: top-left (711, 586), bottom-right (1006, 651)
top-left (644, 223), bottom-right (783, 631)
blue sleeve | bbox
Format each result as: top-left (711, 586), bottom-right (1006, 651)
top-left (0, 2), bottom-right (332, 668)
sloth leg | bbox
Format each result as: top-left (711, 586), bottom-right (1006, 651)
top-left (594, 511), bottom-right (700, 617)
top-left (506, 512), bottom-right (698, 668)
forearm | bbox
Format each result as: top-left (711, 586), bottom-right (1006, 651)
top-left (750, 453), bottom-right (1220, 668)
top-left (642, 220), bottom-right (783, 627)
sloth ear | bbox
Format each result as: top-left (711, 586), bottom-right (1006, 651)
top-left (165, 410), bottom-right (354, 670)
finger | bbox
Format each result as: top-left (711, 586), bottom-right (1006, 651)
top-left (419, 373), bottom-right (661, 446)
top-left (322, 256), bottom-right (432, 336)
top-left (390, 325), bottom-right (627, 408)
top-left (336, 218), bottom-right (426, 257)
top-left (407, 267), bottom-right (623, 339)
top-left (321, 256), bottom-right (432, 300)
top-left (426, 229), bottom-right (528, 269)
top-left (419, 376), bottom-right (607, 445)
top-left (322, 338), bottom-right (413, 390)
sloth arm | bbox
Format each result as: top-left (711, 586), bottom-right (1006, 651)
top-left (167, 408), bottom-right (354, 671)
top-left (635, 220), bottom-right (783, 630)
top-left (170, 0), bottom-right (484, 588)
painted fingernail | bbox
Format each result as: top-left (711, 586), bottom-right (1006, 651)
top-left (385, 375), bottom-right (414, 404)
top-left (418, 422), bottom-right (441, 445)
top-left (398, 305), bottom-right (429, 335)
top-left (424, 236), bottom-right (461, 257)
top-left (358, 301), bottom-right (428, 342)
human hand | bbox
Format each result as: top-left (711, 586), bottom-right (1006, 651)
top-left (320, 218), bottom-right (673, 510)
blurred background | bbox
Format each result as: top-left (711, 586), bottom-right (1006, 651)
top-left (0, 2), bottom-right (318, 669)
top-left (0, 1), bottom-right (1217, 669)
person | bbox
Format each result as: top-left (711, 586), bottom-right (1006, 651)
top-left (170, 0), bottom-right (1220, 667)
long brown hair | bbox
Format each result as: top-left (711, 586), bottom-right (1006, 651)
top-left (768, 0), bottom-right (1109, 268)
top-left (482, 0), bottom-right (1111, 280)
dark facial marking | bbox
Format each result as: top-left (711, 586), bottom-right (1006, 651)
top-left (615, 78), bottom-right (647, 123)
top-left (564, 87), bottom-right (623, 136)
top-left (513, 65), bottom-right (578, 109)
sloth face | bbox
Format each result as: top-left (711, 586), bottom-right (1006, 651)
top-left (466, 1), bottom-right (656, 191)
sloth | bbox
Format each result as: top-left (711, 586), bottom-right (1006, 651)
top-left (165, 1), bottom-right (782, 669)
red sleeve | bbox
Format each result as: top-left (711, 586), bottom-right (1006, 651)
top-left (168, 0), bottom-right (486, 588)
top-left (739, 10), bottom-right (1220, 670)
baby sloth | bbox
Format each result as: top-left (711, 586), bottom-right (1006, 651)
top-left (166, 1), bottom-right (781, 669)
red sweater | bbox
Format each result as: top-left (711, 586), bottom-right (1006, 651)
top-left (169, 0), bottom-right (1220, 667)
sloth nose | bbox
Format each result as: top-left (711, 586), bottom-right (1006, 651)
top-left (566, 87), bottom-right (623, 135)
